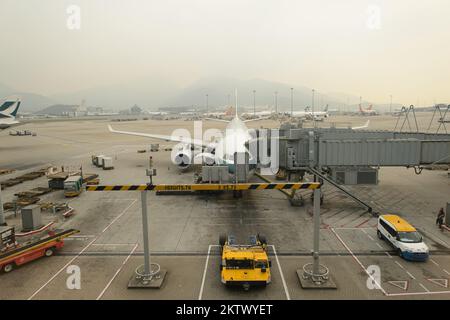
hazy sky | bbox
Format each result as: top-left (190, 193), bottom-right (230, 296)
top-left (1, 0), bottom-right (449, 104)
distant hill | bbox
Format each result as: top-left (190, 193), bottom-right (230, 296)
top-left (1, 77), bottom-right (397, 113)
top-left (50, 76), bottom-right (179, 111)
top-left (35, 104), bottom-right (79, 116)
top-left (0, 82), bottom-right (56, 113)
top-left (49, 76), bottom-right (363, 112)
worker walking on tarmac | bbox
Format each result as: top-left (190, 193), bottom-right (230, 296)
top-left (436, 208), bottom-right (445, 228)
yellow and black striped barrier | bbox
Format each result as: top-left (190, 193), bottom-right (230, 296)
top-left (86, 182), bottom-right (320, 192)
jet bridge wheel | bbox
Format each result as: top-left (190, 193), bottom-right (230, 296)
top-left (257, 234), bottom-right (267, 245)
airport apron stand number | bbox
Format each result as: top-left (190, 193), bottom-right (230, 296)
top-left (86, 182), bottom-right (331, 289)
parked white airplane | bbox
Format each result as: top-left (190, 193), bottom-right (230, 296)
top-left (241, 109), bottom-right (274, 119)
top-left (289, 105), bottom-right (329, 121)
top-left (0, 97), bottom-right (21, 129)
top-left (204, 106), bottom-right (235, 118)
top-left (147, 111), bottom-right (169, 116)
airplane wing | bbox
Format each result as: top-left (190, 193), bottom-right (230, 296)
top-left (352, 120), bottom-right (370, 130)
top-left (243, 116), bottom-right (271, 123)
top-left (108, 125), bottom-right (208, 147)
top-left (203, 117), bottom-right (230, 123)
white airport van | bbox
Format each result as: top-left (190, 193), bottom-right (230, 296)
top-left (377, 214), bottom-right (429, 261)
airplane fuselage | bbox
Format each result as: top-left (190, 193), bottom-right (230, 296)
top-left (210, 116), bottom-right (256, 170)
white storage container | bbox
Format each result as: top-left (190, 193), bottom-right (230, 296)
top-left (102, 157), bottom-right (114, 170)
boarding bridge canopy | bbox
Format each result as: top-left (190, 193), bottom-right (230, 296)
top-left (277, 128), bottom-right (450, 169)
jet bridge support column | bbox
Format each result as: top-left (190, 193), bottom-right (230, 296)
top-left (128, 190), bottom-right (167, 288)
top-left (298, 187), bottom-right (336, 289)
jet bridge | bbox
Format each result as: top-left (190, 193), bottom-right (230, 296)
top-left (272, 125), bottom-right (450, 212)
top-left (277, 125), bottom-right (450, 181)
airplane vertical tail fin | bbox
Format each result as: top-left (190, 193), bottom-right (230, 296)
top-left (0, 98), bottom-right (21, 118)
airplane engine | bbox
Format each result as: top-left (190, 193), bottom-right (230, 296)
top-left (172, 145), bottom-right (192, 170)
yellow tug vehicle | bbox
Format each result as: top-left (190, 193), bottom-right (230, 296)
top-left (219, 233), bottom-right (271, 290)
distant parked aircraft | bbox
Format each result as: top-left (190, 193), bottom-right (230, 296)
top-left (358, 104), bottom-right (378, 116)
top-left (290, 105), bottom-right (329, 121)
top-left (0, 97), bottom-right (21, 129)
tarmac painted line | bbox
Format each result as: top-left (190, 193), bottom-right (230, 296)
top-left (102, 199), bottom-right (137, 233)
top-left (385, 290), bottom-right (450, 297)
top-left (394, 261), bottom-right (416, 279)
top-left (376, 243), bottom-right (383, 249)
top-left (96, 243), bottom-right (139, 300)
top-left (354, 217), bottom-right (372, 228)
top-left (91, 243), bottom-right (137, 246)
top-left (27, 238), bottom-right (97, 300)
top-left (330, 228), bottom-right (388, 296)
top-left (332, 227), bottom-right (375, 230)
top-left (443, 269), bottom-right (450, 276)
top-left (429, 258), bottom-right (439, 266)
top-left (270, 245), bottom-right (290, 301)
top-left (198, 245), bottom-right (212, 300)
top-left (419, 283), bottom-right (430, 292)
top-left (394, 261), bottom-right (405, 270)
top-left (427, 278), bottom-right (449, 288)
top-left (27, 199), bottom-right (137, 300)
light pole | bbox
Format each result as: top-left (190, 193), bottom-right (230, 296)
top-left (206, 94), bottom-right (209, 114)
top-left (274, 91), bottom-right (278, 114)
top-left (253, 90), bottom-right (256, 117)
top-left (290, 87), bottom-right (294, 117)
top-left (227, 94), bottom-right (230, 107)
top-left (312, 89), bottom-right (315, 114)
top-left (390, 95), bottom-right (392, 114)
top-left (312, 89), bottom-right (315, 127)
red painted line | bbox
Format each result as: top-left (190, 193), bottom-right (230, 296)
top-left (355, 217), bottom-right (372, 228)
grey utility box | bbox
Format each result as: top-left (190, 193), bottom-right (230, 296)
top-left (234, 152), bottom-right (250, 183)
top-left (329, 167), bottom-right (379, 185)
top-left (202, 166), bottom-right (229, 183)
top-left (21, 205), bottom-right (42, 232)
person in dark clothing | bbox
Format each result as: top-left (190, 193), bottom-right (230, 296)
top-left (436, 208), bottom-right (445, 227)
